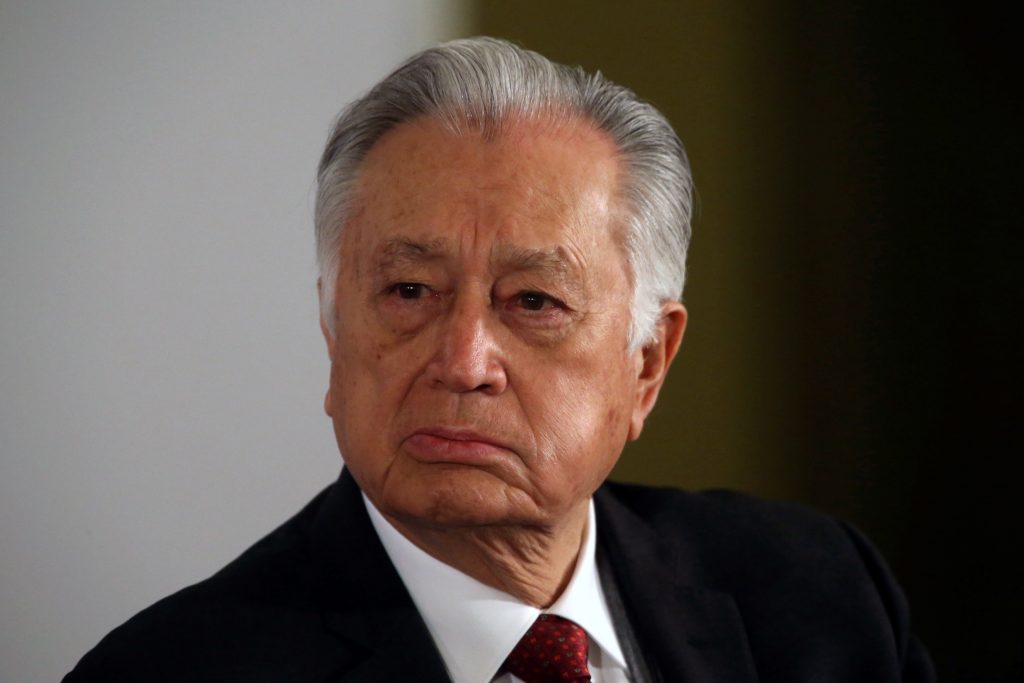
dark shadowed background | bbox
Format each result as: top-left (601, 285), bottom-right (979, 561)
top-left (473, 1), bottom-right (1022, 680)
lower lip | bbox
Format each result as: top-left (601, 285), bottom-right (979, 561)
top-left (405, 433), bottom-right (509, 465)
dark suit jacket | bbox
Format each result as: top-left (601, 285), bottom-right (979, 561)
top-left (64, 469), bottom-right (934, 682)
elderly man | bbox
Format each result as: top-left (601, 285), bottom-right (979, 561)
top-left (65, 38), bottom-right (933, 682)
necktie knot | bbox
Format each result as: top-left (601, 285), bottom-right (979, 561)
top-left (503, 614), bottom-right (592, 682)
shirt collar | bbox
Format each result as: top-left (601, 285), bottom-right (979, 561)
top-left (364, 495), bottom-right (627, 683)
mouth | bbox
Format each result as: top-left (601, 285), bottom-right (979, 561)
top-left (404, 427), bottom-right (513, 465)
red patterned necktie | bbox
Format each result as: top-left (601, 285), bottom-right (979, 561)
top-left (502, 614), bottom-right (592, 682)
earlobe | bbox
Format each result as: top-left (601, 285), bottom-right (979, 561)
top-left (628, 303), bottom-right (687, 441)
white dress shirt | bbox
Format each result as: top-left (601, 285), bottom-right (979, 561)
top-left (364, 495), bottom-right (631, 683)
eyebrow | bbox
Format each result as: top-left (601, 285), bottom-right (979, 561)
top-left (492, 244), bottom-right (577, 278)
top-left (374, 237), bottom-right (450, 269)
top-left (373, 236), bottom-right (586, 296)
top-left (493, 244), bottom-right (587, 301)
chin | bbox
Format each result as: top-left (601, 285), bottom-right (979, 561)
top-left (382, 466), bottom-right (541, 530)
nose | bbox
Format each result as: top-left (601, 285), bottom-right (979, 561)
top-left (430, 294), bottom-right (508, 395)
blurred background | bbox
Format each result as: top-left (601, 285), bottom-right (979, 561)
top-left (2, 1), bottom-right (1019, 681)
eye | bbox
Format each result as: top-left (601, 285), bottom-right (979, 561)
top-left (516, 291), bottom-right (557, 311)
top-left (390, 282), bottom-right (430, 299)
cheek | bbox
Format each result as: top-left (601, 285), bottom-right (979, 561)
top-left (328, 342), bottom-right (410, 492)
top-left (326, 358), bottom-right (361, 453)
top-left (525, 357), bottom-right (635, 482)
top-left (328, 331), bottom-right (382, 437)
top-left (330, 321), bottom-right (432, 437)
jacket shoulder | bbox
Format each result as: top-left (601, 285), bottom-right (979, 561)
top-left (599, 480), bottom-right (893, 603)
top-left (596, 481), bottom-right (935, 681)
top-left (63, 485), bottom-right (357, 682)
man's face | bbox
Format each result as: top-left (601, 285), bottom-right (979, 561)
top-left (323, 116), bottom-right (663, 531)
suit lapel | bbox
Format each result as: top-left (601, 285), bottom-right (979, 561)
top-left (595, 487), bottom-right (759, 683)
top-left (321, 608), bottom-right (452, 683)
top-left (310, 470), bottom-right (452, 683)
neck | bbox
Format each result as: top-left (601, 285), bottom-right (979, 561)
top-left (383, 502), bottom-right (590, 608)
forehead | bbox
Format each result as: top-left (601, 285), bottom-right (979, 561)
top-left (345, 115), bottom-right (624, 259)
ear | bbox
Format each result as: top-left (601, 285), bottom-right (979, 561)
top-left (628, 302), bottom-right (687, 441)
top-left (317, 278), bottom-right (336, 417)
top-left (317, 277), bottom-right (336, 357)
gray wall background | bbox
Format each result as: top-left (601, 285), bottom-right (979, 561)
top-left (0, 2), bottom-right (465, 680)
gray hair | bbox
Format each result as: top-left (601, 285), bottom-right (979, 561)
top-left (315, 37), bottom-right (693, 348)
